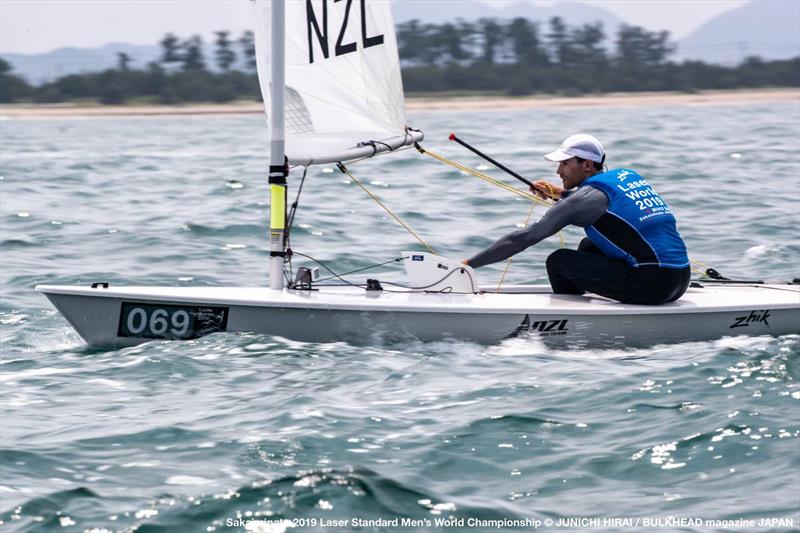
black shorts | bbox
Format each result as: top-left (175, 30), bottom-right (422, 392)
top-left (546, 238), bottom-right (691, 305)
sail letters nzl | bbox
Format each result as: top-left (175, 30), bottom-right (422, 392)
top-left (306, 0), bottom-right (385, 64)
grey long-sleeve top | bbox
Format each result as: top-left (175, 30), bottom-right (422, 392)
top-left (467, 185), bottom-right (609, 268)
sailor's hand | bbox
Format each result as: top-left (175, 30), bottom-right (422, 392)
top-left (531, 180), bottom-right (563, 200)
top-left (461, 259), bottom-right (470, 266)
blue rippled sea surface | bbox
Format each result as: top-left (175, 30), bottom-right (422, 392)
top-left (1, 101), bottom-right (799, 533)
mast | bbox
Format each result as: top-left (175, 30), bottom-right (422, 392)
top-left (268, 0), bottom-right (287, 290)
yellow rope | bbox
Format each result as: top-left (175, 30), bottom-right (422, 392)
top-left (496, 201), bottom-right (538, 292)
top-left (416, 143), bottom-right (566, 250)
top-left (416, 144), bottom-right (554, 207)
top-left (537, 181), bottom-right (556, 200)
top-left (338, 163), bottom-right (435, 255)
top-left (690, 259), bottom-right (712, 276)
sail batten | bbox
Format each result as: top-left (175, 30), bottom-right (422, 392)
top-left (254, 0), bottom-right (421, 166)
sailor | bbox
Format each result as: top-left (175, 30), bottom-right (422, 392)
top-left (463, 134), bottom-right (691, 305)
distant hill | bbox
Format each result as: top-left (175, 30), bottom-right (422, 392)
top-left (1, 41), bottom-right (253, 85)
top-left (676, 0), bottom-right (800, 65)
top-left (2, 43), bottom-right (162, 85)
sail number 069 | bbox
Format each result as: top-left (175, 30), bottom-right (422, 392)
top-left (126, 307), bottom-right (191, 336)
top-left (118, 302), bottom-right (229, 340)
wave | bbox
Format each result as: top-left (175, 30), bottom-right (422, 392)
top-left (0, 239), bottom-right (38, 249)
top-left (0, 487), bottom-right (101, 530)
top-left (463, 414), bottom-right (564, 434)
top-left (117, 467), bottom-right (511, 532)
top-left (628, 402), bottom-right (702, 412)
top-left (183, 223), bottom-right (264, 238)
top-left (744, 243), bottom-right (793, 259)
top-left (0, 465), bottom-right (520, 532)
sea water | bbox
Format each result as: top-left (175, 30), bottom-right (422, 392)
top-left (1, 101), bottom-right (799, 532)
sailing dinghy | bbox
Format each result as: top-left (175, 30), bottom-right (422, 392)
top-left (36, 0), bottom-right (800, 348)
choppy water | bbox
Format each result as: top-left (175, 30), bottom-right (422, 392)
top-left (1, 101), bottom-right (799, 532)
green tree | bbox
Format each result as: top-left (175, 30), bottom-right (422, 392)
top-left (547, 17), bottom-right (571, 65)
top-left (434, 22), bottom-right (473, 64)
top-left (398, 20), bottom-right (432, 65)
top-left (215, 31), bottom-right (237, 72)
top-left (143, 61), bottom-right (167, 98)
top-left (239, 30), bottom-right (256, 71)
top-left (97, 70), bottom-right (130, 104)
top-left (506, 69), bottom-right (533, 96)
top-left (181, 35), bottom-right (206, 71)
top-left (476, 18), bottom-right (503, 65)
top-left (160, 33), bottom-right (182, 68)
top-left (508, 18), bottom-right (548, 67)
top-left (570, 23), bottom-right (607, 67)
top-left (51, 73), bottom-right (96, 99)
top-left (0, 58), bottom-right (33, 102)
top-left (117, 52), bottom-right (132, 71)
top-left (615, 25), bottom-right (674, 67)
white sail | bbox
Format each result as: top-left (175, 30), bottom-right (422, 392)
top-left (253, 0), bottom-right (423, 166)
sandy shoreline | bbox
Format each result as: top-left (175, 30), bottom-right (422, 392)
top-left (1, 88), bottom-right (797, 118)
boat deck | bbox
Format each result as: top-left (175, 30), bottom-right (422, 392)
top-left (35, 282), bottom-right (800, 316)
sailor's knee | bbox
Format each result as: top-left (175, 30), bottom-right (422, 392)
top-left (578, 238), bottom-right (601, 254)
top-left (546, 249), bottom-right (573, 271)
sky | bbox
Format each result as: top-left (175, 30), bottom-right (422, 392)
top-left (1, 0), bottom-right (749, 55)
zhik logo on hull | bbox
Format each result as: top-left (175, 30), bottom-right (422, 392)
top-left (730, 310), bottom-right (770, 329)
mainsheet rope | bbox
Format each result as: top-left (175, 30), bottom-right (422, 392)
top-left (337, 162), bottom-right (436, 255)
top-left (415, 143), bottom-right (554, 207)
top-left (415, 143), bottom-right (568, 289)
top-left (495, 201), bottom-right (538, 293)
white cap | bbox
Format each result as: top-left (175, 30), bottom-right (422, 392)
top-left (544, 134), bottom-right (605, 163)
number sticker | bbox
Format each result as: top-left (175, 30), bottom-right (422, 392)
top-left (171, 310), bottom-right (191, 336)
top-left (126, 307), bottom-right (147, 334)
top-left (150, 309), bottom-right (169, 335)
top-left (118, 303), bottom-right (229, 340)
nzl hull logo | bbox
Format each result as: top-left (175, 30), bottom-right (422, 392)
top-left (509, 315), bottom-right (569, 337)
top-left (730, 310), bottom-right (771, 329)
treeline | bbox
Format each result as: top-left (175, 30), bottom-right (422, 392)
top-left (398, 17), bottom-right (800, 94)
top-left (1, 19), bottom-right (798, 104)
top-left (0, 31), bottom-right (261, 104)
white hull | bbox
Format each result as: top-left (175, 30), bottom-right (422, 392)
top-left (36, 283), bottom-right (800, 348)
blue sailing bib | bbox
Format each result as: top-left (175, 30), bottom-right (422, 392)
top-left (582, 169), bottom-right (689, 268)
